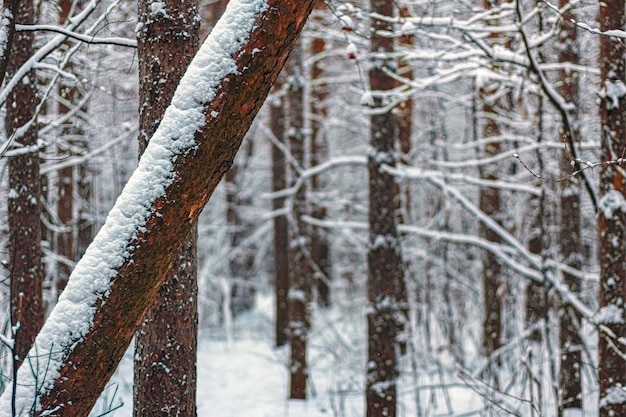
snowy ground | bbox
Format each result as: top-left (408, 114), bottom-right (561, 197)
top-left (93, 293), bottom-right (490, 417)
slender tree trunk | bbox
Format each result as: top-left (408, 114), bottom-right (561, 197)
top-left (309, 0), bottom-right (332, 308)
top-left (479, 0), bottom-right (510, 369)
top-left (557, 1), bottom-right (583, 414)
top-left (366, 2), bottom-right (404, 416)
top-left (598, 1), bottom-right (626, 416)
top-left (271, 71), bottom-right (290, 348)
top-left (286, 41), bottom-right (312, 400)
top-left (133, 1), bottom-right (200, 416)
top-left (55, 0), bottom-right (80, 297)
top-left (6, 0), bottom-right (44, 369)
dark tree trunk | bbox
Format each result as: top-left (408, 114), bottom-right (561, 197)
top-left (557, 1), bottom-right (583, 414)
top-left (309, 0), bottom-right (332, 308)
top-left (479, 0), bottom-right (510, 368)
top-left (225, 142), bottom-right (256, 316)
top-left (55, 0), bottom-right (79, 297)
top-left (286, 42), bottom-right (312, 400)
top-left (6, 0), bottom-right (44, 369)
top-left (598, 1), bottom-right (626, 416)
top-left (366, 2), bottom-right (404, 416)
top-left (272, 70), bottom-right (290, 348)
top-left (133, 0), bottom-right (200, 416)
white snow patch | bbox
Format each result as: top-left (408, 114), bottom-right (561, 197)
top-left (597, 304), bottom-right (624, 325)
top-left (600, 385), bottom-right (626, 408)
top-left (605, 78), bottom-right (626, 110)
top-left (599, 189), bottom-right (626, 219)
top-left (287, 288), bottom-right (306, 302)
top-left (148, 1), bottom-right (170, 18)
top-left (0, 0), bottom-right (268, 415)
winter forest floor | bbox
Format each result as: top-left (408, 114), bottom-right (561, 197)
top-left (92, 292), bottom-right (594, 417)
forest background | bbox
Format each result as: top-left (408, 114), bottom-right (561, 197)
top-left (0, 0), bottom-right (624, 416)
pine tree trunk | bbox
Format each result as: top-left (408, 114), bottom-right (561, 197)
top-left (557, 1), bottom-right (583, 414)
top-left (598, 1), bottom-right (626, 416)
top-left (286, 42), bottom-right (312, 400)
top-left (271, 70), bottom-right (290, 347)
top-left (55, 0), bottom-right (79, 297)
top-left (309, 0), bottom-right (332, 307)
top-left (479, 0), bottom-right (510, 369)
top-left (6, 0), bottom-right (44, 369)
top-left (133, 0), bottom-right (200, 416)
top-left (366, 1), bottom-right (403, 416)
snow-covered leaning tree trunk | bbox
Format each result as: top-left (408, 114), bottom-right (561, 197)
top-left (0, 1), bottom-right (317, 415)
top-left (133, 0), bottom-right (200, 416)
top-left (597, 0), bottom-right (626, 415)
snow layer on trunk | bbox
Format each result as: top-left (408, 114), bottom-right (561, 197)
top-left (0, 0), bottom-right (267, 414)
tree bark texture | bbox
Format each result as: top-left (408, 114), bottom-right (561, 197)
top-left (309, 0), bottom-right (332, 308)
top-left (133, 0), bottom-right (200, 416)
top-left (598, 1), bottom-right (626, 416)
top-left (557, 1), bottom-right (583, 414)
top-left (286, 42), bottom-right (312, 400)
top-left (0, 0), bottom-right (19, 88)
top-left (366, 1), bottom-right (404, 416)
top-left (271, 70), bottom-right (290, 348)
top-left (0, 1), bottom-right (318, 415)
top-left (55, 0), bottom-right (80, 297)
top-left (6, 0), bottom-right (44, 369)
top-left (479, 0), bottom-right (510, 365)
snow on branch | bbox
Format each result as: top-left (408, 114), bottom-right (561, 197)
top-left (15, 24), bottom-right (137, 47)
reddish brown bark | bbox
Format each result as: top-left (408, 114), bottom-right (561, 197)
top-left (309, 0), bottom-right (332, 307)
top-left (6, 0), bottom-right (44, 369)
top-left (25, 2), bottom-right (317, 415)
top-left (557, 1), bottom-right (583, 414)
top-left (479, 0), bottom-right (511, 366)
top-left (286, 42), bottom-right (312, 400)
top-left (271, 71), bottom-right (290, 347)
top-left (598, 1), bottom-right (626, 416)
top-left (133, 1), bottom-right (200, 416)
top-left (366, 1), bottom-right (403, 416)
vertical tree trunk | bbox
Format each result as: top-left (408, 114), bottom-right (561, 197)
top-left (557, 1), bottom-right (583, 414)
top-left (598, 1), bottom-right (626, 416)
top-left (272, 71), bottom-right (290, 348)
top-left (133, 0), bottom-right (200, 416)
top-left (6, 0), bottom-right (44, 369)
top-left (225, 141), bottom-right (255, 316)
top-left (309, 0), bottom-right (332, 308)
top-left (479, 0), bottom-right (510, 368)
top-left (55, 0), bottom-right (80, 297)
top-left (286, 41), bottom-right (312, 400)
top-left (525, 6), bottom-right (547, 345)
top-left (366, 2), bottom-right (404, 416)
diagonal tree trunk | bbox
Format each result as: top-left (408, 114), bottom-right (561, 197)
top-left (133, 1), bottom-right (200, 416)
top-left (6, 0), bottom-right (44, 370)
top-left (597, 1), bottom-right (626, 416)
top-left (0, 1), bottom-right (317, 415)
top-left (366, 1), bottom-right (404, 416)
